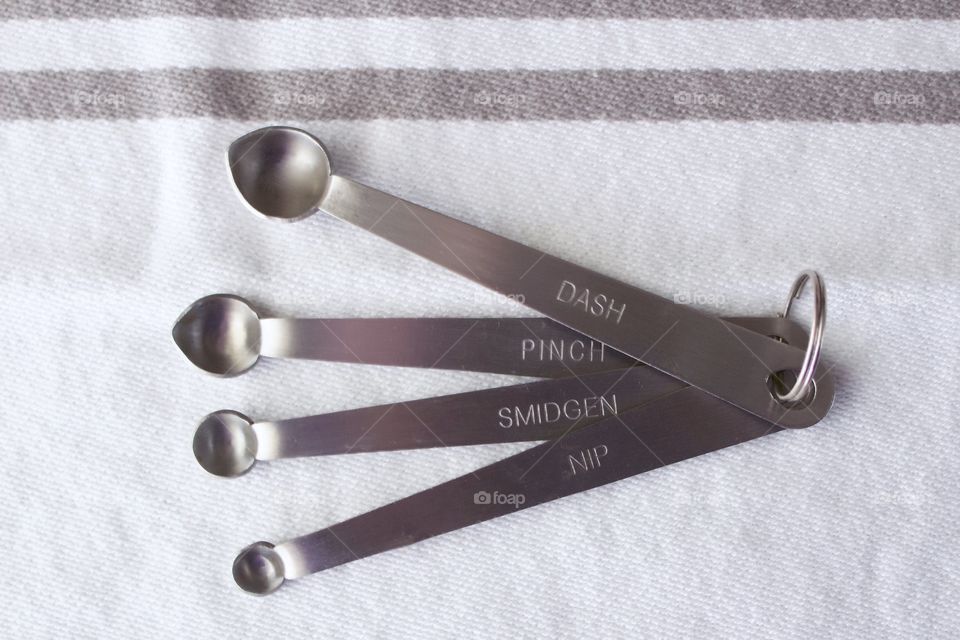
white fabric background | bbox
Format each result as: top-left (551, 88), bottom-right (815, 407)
top-left (1, 15), bottom-right (959, 640)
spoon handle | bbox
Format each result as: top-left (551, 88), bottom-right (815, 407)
top-left (258, 315), bottom-right (801, 379)
top-left (258, 316), bottom-right (629, 377)
top-left (320, 175), bottom-right (832, 428)
top-left (253, 366), bottom-right (672, 458)
top-left (267, 385), bottom-right (775, 583)
top-left (250, 316), bottom-right (803, 459)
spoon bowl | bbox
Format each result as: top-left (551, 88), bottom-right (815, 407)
top-left (233, 541), bottom-right (285, 595)
top-left (193, 410), bottom-right (258, 477)
top-left (172, 294), bottom-right (261, 376)
top-left (227, 126), bottom-right (332, 222)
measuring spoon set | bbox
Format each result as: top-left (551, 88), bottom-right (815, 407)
top-left (173, 126), bottom-right (835, 595)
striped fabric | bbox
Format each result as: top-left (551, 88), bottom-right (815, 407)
top-left (1, 3), bottom-right (958, 639)
top-left (2, 5), bottom-right (960, 121)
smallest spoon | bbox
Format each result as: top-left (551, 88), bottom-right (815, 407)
top-left (233, 542), bottom-right (286, 595)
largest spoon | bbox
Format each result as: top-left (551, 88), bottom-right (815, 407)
top-left (227, 127), bottom-right (833, 428)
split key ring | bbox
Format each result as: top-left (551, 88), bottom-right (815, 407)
top-left (775, 270), bottom-right (826, 405)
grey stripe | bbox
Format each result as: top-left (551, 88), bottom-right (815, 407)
top-left (2, 69), bottom-right (957, 123)
top-left (2, 0), bottom-right (959, 20)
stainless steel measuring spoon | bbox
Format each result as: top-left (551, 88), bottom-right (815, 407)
top-left (173, 294), bottom-right (789, 379)
top-left (193, 316), bottom-right (803, 476)
top-left (196, 368), bottom-right (676, 477)
top-left (172, 294), bottom-right (632, 378)
top-left (227, 127), bottom-right (833, 427)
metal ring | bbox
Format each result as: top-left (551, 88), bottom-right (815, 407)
top-left (775, 270), bottom-right (826, 405)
